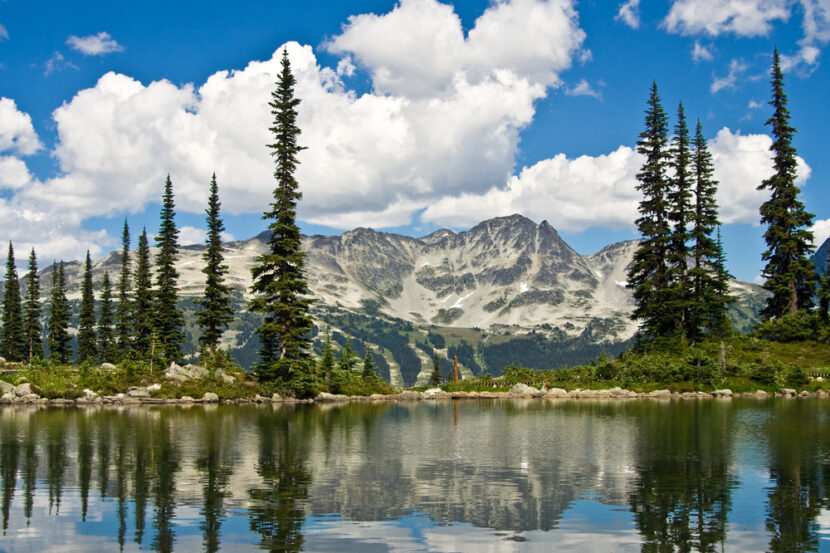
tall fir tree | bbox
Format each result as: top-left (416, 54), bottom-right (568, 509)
top-left (627, 82), bottom-right (674, 340)
top-left (77, 251), bottom-right (98, 363)
top-left (818, 254), bottom-right (830, 323)
top-left (362, 343), bottom-right (376, 382)
top-left (337, 339), bottom-right (357, 372)
top-left (48, 261), bottom-right (71, 363)
top-left (317, 328), bottom-right (335, 383)
top-left (249, 48), bottom-right (314, 384)
top-left (195, 174), bottom-right (234, 355)
top-left (98, 271), bottom-right (115, 363)
top-left (758, 48), bottom-right (816, 319)
top-left (1, 243), bottom-right (25, 361)
top-left (22, 248), bottom-right (43, 361)
top-left (154, 175), bottom-right (185, 363)
top-left (429, 353), bottom-right (442, 387)
top-left (688, 121), bottom-right (733, 338)
top-left (133, 229), bottom-right (154, 357)
top-left (115, 220), bottom-right (133, 358)
top-left (666, 102), bottom-right (694, 334)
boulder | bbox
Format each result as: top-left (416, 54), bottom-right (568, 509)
top-left (509, 383), bottom-right (541, 397)
top-left (147, 383), bottom-right (162, 393)
top-left (396, 391), bottom-right (422, 401)
top-left (0, 356), bottom-right (6, 363)
top-left (422, 388), bottom-right (451, 400)
top-left (544, 388), bottom-right (569, 398)
top-left (13, 383), bottom-right (32, 397)
top-left (126, 387), bottom-right (149, 398)
top-left (799, 390), bottom-right (812, 397)
top-left (780, 388), bottom-right (797, 397)
top-left (754, 390), bottom-right (769, 398)
top-left (0, 393), bottom-right (13, 404)
top-left (648, 389), bottom-right (672, 398)
top-left (271, 393), bottom-right (282, 401)
top-left (186, 364), bottom-right (210, 379)
top-left (101, 362), bottom-right (117, 371)
top-left (215, 369), bottom-right (236, 385)
top-left (0, 380), bottom-right (13, 395)
top-left (712, 389), bottom-right (733, 398)
top-left (315, 392), bottom-right (349, 403)
top-left (181, 396), bottom-right (195, 402)
top-left (202, 392), bottom-right (219, 403)
top-left (165, 362), bottom-right (190, 382)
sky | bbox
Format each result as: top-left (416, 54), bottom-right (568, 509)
top-left (1, 0), bottom-right (829, 283)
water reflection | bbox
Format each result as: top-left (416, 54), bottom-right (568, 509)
top-left (0, 399), bottom-right (826, 552)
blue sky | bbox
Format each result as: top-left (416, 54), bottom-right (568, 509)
top-left (1, 0), bottom-right (829, 282)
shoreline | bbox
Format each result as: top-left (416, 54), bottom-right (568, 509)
top-left (0, 385), bottom-right (827, 407)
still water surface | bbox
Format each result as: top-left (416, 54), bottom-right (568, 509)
top-left (0, 399), bottom-right (828, 552)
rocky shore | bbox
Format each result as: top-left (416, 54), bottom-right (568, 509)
top-left (0, 381), bottom-right (825, 407)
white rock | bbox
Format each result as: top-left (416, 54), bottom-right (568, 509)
top-left (13, 383), bottom-right (32, 397)
top-left (780, 388), bottom-right (797, 397)
top-left (82, 388), bottom-right (99, 399)
top-left (186, 364), bottom-right (210, 379)
top-left (544, 388), bottom-right (569, 398)
top-left (648, 389), bottom-right (672, 398)
top-left (0, 356), bottom-right (6, 363)
top-left (509, 383), bottom-right (541, 396)
top-left (147, 383), bottom-right (162, 392)
top-left (126, 387), bottom-right (149, 398)
top-left (0, 380), bottom-right (13, 395)
top-left (712, 389), bottom-right (733, 398)
top-left (202, 392), bottom-right (219, 402)
top-left (271, 393), bottom-right (281, 401)
top-left (101, 362), bottom-right (117, 371)
top-left (315, 392), bottom-right (348, 402)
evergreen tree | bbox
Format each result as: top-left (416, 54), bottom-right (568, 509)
top-left (249, 48), bottom-right (314, 384)
top-left (688, 121), bottom-right (734, 338)
top-left (48, 261), bottom-right (71, 363)
top-left (627, 82), bottom-right (673, 340)
top-left (758, 48), bottom-right (816, 319)
top-left (98, 271), bottom-right (115, 363)
top-left (133, 229), bottom-right (154, 357)
top-left (819, 260), bottom-right (830, 324)
top-left (429, 353), bottom-right (442, 387)
top-left (77, 251), bottom-right (98, 363)
top-left (666, 102), bottom-right (693, 334)
top-left (317, 329), bottom-right (335, 383)
top-left (1, 243), bottom-right (25, 361)
top-left (22, 248), bottom-right (43, 361)
top-left (337, 339), bottom-right (357, 372)
top-left (361, 343), bottom-right (376, 382)
top-left (195, 173), bottom-right (234, 355)
top-left (154, 175), bottom-right (185, 363)
top-left (115, 220), bottom-right (132, 358)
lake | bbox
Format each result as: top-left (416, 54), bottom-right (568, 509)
top-left (0, 399), bottom-right (828, 552)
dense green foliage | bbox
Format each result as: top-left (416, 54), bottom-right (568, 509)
top-left (98, 271), bottom-right (114, 363)
top-left (249, 49), bottom-right (314, 392)
top-left (758, 49), bottom-right (816, 318)
top-left (154, 175), bottom-right (185, 363)
top-left (78, 251), bottom-right (98, 363)
top-left (47, 261), bottom-right (71, 363)
top-left (133, 229), bottom-right (154, 356)
top-left (429, 353), bottom-right (442, 387)
top-left (195, 174), bottom-right (234, 354)
top-left (1, 242), bottom-right (25, 361)
top-left (667, 102), bottom-right (693, 333)
top-left (115, 220), bottom-right (132, 359)
top-left (22, 248), bottom-right (43, 361)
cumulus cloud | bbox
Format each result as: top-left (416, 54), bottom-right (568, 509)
top-left (663, 0), bottom-right (790, 36)
top-left (0, 98), bottom-right (42, 155)
top-left (692, 40), bottom-right (713, 61)
top-left (565, 79), bottom-right (602, 99)
top-left (1, 0), bottom-right (590, 260)
top-left (710, 58), bottom-right (748, 92)
top-left (66, 32), bottom-right (124, 56)
top-left (421, 127), bottom-right (811, 231)
top-left (812, 218), bottom-right (830, 246)
top-left (615, 0), bottom-right (641, 29)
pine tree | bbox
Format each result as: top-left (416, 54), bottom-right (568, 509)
top-left (337, 339), bottom-right (357, 372)
top-left (22, 248), bottom-right (43, 361)
top-left (48, 261), bottom-right (71, 363)
top-left (133, 229), bottom-right (154, 357)
top-left (115, 220), bottom-right (132, 358)
top-left (819, 257), bottom-right (830, 324)
top-left (688, 121), bottom-right (733, 338)
top-left (666, 102), bottom-right (693, 334)
top-left (317, 329), bottom-right (335, 383)
top-left (758, 48), bottom-right (816, 319)
top-left (98, 271), bottom-right (115, 363)
top-left (154, 175), bottom-right (185, 363)
top-left (627, 82), bottom-right (673, 340)
top-left (429, 353), bottom-right (442, 387)
top-left (249, 48), bottom-right (314, 384)
top-left (77, 251), bottom-right (98, 363)
top-left (1, 243), bottom-right (25, 361)
top-left (195, 173), bottom-right (234, 355)
top-left (361, 343), bottom-right (376, 382)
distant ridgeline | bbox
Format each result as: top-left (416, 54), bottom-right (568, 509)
top-left (2, 215), bottom-right (781, 387)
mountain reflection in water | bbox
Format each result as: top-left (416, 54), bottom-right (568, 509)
top-left (0, 399), bottom-right (828, 552)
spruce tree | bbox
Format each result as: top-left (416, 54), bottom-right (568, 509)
top-left (249, 48), bottom-right (314, 384)
top-left (707, 228), bottom-right (734, 335)
top-left (22, 248), bottom-right (43, 361)
top-left (666, 102), bottom-right (693, 334)
top-left (77, 251), bottom-right (98, 363)
top-left (98, 271), bottom-right (114, 363)
top-left (48, 261), bottom-right (71, 363)
top-left (195, 173), bottom-right (234, 355)
top-left (627, 82), bottom-right (673, 340)
top-left (115, 220), bottom-right (132, 358)
top-left (1, 243), bottom-right (25, 361)
top-left (429, 353), bottom-right (442, 387)
top-left (758, 48), bottom-right (816, 319)
top-left (133, 229), bottom-right (154, 357)
top-left (154, 175), bottom-right (185, 363)
top-left (361, 343), bottom-right (376, 382)
top-left (317, 329), bottom-right (335, 383)
top-left (337, 339), bottom-right (357, 372)
top-left (819, 256), bottom-right (830, 324)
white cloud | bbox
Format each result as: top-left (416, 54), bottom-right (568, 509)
top-left (811, 218), bottom-right (830, 246)
top-left (663, 0), bottom-right (790, 37)
top-left (66, 32), bottom-right (124, 56)
top-left (692, 40), bottom-right (713, 61)
top-left (44, 51), bottom-right (78, 76)
top-left (565, 79), bottom-right (602, 99)
top-left (748, 99), bottom-right (763, 109)
top-left (0, 24), bottom-right (8, 41)
top-left (615, 0), bottom-right (641, 29)
top-left (178, 226), bottom-right (207, 246)
top-left (0, 98), bottom-right (42, 155)
top-left (421, 127), bottom-right (811, 231)
top-left (710, 58), bottom-right (748, 92)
